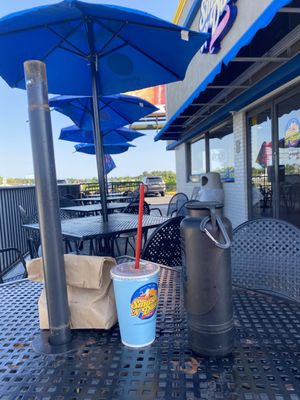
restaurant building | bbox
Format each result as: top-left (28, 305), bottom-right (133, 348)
top-left (155, 0), bottom-right (300, 228)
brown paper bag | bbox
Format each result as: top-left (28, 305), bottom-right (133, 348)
top-left (27, 254), bottom-right (115, 289)
top-left (27, 254), bottom-right (117, 329)
top-left (38, 284), bottom-right (117, 329)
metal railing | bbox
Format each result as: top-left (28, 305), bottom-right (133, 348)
top-left (80, 181), bottom-right (141, 196)
top-left (80, 181), bottom-right (176, 196)
top-left (0, 184), bottom-right (80, 274)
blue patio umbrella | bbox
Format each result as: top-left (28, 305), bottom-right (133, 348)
top-left (60, 125), bottom-right (145, 144)
top-left (0, 1), bottom-right (209, 94)
top-left (75, 142), bottom-right (135, 155)
top-left (49, 94), bottom-right (158, 132)
top-left (0, 0), bottom-right (209, 222)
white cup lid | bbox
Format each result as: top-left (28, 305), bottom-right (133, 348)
top-left (111, 261), bottom-right (160, 280)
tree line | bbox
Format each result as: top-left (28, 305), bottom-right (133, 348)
top-left (0, 171), bottom-right (176, 186)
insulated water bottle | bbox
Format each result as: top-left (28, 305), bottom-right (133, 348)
top-left (181, 201), bottom-right (234, 357)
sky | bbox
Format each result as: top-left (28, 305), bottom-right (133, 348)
top-left (0, 0), bottom-right (178, 179)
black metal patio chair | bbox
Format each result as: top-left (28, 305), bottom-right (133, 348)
top-left (141, 216), bottom-right (184, 268)
top-left (190, 186), bottom-right (200, 200)
top-left (122, 200), bottom-right (151, 215)
top-left (18, 205), bottom-right (41, 259)
top-left (121, 190), bottom-right (134, 202)
top-left (115, 200), bottom-right (152, 255)
top-left (166, 192), bottom-right (188, 217)
top-left (0, 247), bottom-right (27, 284)
top-left (231, 217), bottom-right (300, 302)
top-left (59, 196), bottom-right (77, 207)
top-left (18, 205), bottom-right (78, 258)
top-left (114, 199), bottom-right (162, 255)
top-left (63, 194), bottom-right (76, 200)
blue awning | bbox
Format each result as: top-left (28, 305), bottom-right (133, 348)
top-left (168, 52), bottom-right (300, 150)
top-left (155, 0), bottom-right (293, 144)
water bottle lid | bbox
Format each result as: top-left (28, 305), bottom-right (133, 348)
top-left (186, 201), bottom-right (223, 210)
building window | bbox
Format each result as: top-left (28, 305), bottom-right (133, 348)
top-left (247, 85), bottom-right (300, 228)
top-left (209, 122), bottom-right (234, 182)
top-left (277, 92), bottom-right (300, 225)
top-left (248, 108), bottom-right (272, 219)
top-left (190, 137), bottom-right (206, 176)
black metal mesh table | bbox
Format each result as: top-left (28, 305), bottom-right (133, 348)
top-left (1, 269), bottom-right (300, 399)
top-left (74, 196), bottom-right (133, 204)
top-left (23, 214), bottom-right (168, 240)
top-left (60, 202), bottom-right (129, 216)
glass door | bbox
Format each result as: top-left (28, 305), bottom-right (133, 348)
top-left (276, 92), bottom-right (300, 227)
top-left (248, 108), bottom-right (274, 219)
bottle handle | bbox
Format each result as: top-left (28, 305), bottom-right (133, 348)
top-left (200, 215), bottom-right (231, 249)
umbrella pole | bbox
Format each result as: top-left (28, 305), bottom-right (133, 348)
top-left (90, 61), bottom-right (108, 223)
top-left (24, 61), bottom-right (72, 351)
top-left (105, 172), bottom-right (109, 195)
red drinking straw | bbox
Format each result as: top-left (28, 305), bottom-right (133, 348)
top-left (134, 183), bottom-right (145, 269)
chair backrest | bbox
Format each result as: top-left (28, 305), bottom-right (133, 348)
top-left (64, 194), bottom-right (76, 200)
top-left (19, 204), bottom-right (73, 222)
top-left (122, 190), bottom-right (133, 198)
top-left (141, 216), bottom-right (184, 267)
top-left (0, 247), bottom-right (27, 284)
top-left (231, 217), bottom-right (300, 301)
top-left (121, 190), bottom-right (136, 203)
top-left (18, 205), bottom-right (41, 259)
top-left (131, 189), bottom-right (140, 201)
top-left (18, 204), bottom-right (74, 259)
top-left (122, 200), bottom-right (150, 215)
top-left (166, 193), bottom-right (188, 217)
top-left (18, 205), bottom-right (38, 224)
top-left (59, 196), bottom-right (77, 207)
top-left (18, 204), bottom-right (28, 224)
top-left (289, 183), bottom-right (300, 205)
top-left (190, 186), bottom-right (200, 200)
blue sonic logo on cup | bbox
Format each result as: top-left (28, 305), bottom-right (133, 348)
top-left (130, 283), bottom-right (158, 320)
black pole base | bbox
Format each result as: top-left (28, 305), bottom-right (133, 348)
top-left (32, 330), bottom-right (82, 355)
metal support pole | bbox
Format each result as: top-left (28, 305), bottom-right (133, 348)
top-left (90, 60), bottom-right (108, 223)
top-left (24, 61), bottom-right (71, 346)
top-left (87, 21), bottom-right (108, 223)
top-left (105, 172), bottom-right (109, 195)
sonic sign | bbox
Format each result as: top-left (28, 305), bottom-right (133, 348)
top-left (199, 0), bottom-right (238, 54)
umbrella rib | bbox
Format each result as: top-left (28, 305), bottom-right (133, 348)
top-left (55, 101), bottom-right (90, 128)
top-left (61, 98), bottom-right (91, 126)
top-left (71, 1), bottom-right (182, 34)
top-left (98, 42), bottom-right (127, 59)
top-left (68, 100), bottom-right (88, 114)
top-left (58, 45), bottom-right (88, 59)
top-left (94, 19), bottom-right (182, 80)
top-left (95, 20), bottom-right (128, 56)
top-left (46, 24), bottom-right (88, 58)
top-left (78, 98), bottom-right (92, 127)
top-left (0, 14), bottom-right (191, 39)
top-left (0, 16), bottom-right (82, 37)
top-left (12, 22), bottom-right (86, 87)
top-left (90, 14), bottom-right (186, 34)
top-left (101, 98), bottom-right (134, 125)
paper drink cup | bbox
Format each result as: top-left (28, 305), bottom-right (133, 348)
top-left (110, 261), bottom-right (160, 348)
